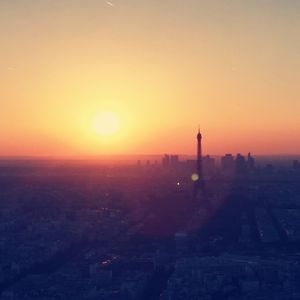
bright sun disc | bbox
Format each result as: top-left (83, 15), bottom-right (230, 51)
top-left (92, 111), bottom-right (120, 136)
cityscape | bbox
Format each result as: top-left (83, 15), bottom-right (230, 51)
top-left (1, 1), bottom-right (300, 299)
top-left (1, 130), bottom-right (300, 299)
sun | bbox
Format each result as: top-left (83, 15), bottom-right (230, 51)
top-left (92, 111), bottom-right (120, 136)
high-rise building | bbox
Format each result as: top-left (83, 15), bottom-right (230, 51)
top-left (221, 154), bottom-right (235, 171)
top-left (162, 154), bottom-right (170, 167)
top-left (203, 155), bottom-right (215, 174)
top-left (170, 155), bottom-right (179, 167)
top-left (236, 153), bottom-right (246, 174)
top-left (247, 152), bottom-right (255, 171)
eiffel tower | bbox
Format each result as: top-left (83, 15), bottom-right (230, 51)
top-left (193, 128), bottom-right (211, 211)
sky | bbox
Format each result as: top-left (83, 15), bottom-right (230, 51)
top-left (0, 0), bottom-right (299, 156)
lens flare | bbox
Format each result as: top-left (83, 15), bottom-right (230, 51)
top-left (191, 173), bottom-right (199, 181)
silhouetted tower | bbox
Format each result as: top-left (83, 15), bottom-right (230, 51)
top-left (193, 128), bottom-right (209, 207)
top-left (197, 128), bottom-right (203, 180)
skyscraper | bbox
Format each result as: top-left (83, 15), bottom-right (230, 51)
top-left (221, 154), bottom-right (235, 171)
top-left (162, 154), bottom-right (170, 167)
top-left (235, 153), bottom-right (246, 174)
top-left (247, 152), bottom-right (255, 172)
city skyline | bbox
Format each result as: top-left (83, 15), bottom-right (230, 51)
top-left (2, 2), bottom-right (300, 299)
top-left (1, 0), bottom-right (300, 156)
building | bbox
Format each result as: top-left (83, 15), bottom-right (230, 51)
top-left (247, 152), bottom-right (255, 171)
top-left (236, 153), bottom-right (246, 174)
top-left (221, 154), bottom-right (235, 171)
top-left (170, 155), bottom-right (179, 167)
top-left (203, 155), bottom-right (215, 174)
top-left (162, 154), bottom-right (170, 167)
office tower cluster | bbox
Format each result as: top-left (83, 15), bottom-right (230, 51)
top-left (221, 152), bottom-right (255, 174)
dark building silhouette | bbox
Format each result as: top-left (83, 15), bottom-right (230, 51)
top-left (203, 155), bottom-right (215, 175)
top-left (235, 153), bottom-right (246, 174)
top-left (247, 152), bottom-right (255, 172)
top-left (221, 154), bottom-right (235, 171)
top-left (162, 154), bottom-right (170, 167)
top-left (222, 153), bottom-right (255, 174)
top-left (162, 154), bottom-right (179, 168)
top-left (170, 155), bottom-right (179, 167)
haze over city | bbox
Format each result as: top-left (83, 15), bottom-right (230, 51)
top-left (2, 2), bottom-right (300, 300)
top-left (1, 0), bottom-right (300, 156)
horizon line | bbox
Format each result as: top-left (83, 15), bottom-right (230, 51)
top-left (0, 153), bottom-right (300, 160)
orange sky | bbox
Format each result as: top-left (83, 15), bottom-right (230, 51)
top-left (0, 0), bottom-right (300, 156)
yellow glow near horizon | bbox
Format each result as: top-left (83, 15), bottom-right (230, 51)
top-left (0, 1), bottom-right (300, 156)
top-left (92, 111), bottom-right (120, 137)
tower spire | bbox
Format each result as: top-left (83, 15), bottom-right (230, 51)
top-left (197, 127), bottom-right (202, 179)
top-left (193, 127), bottom-right (211, 211)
